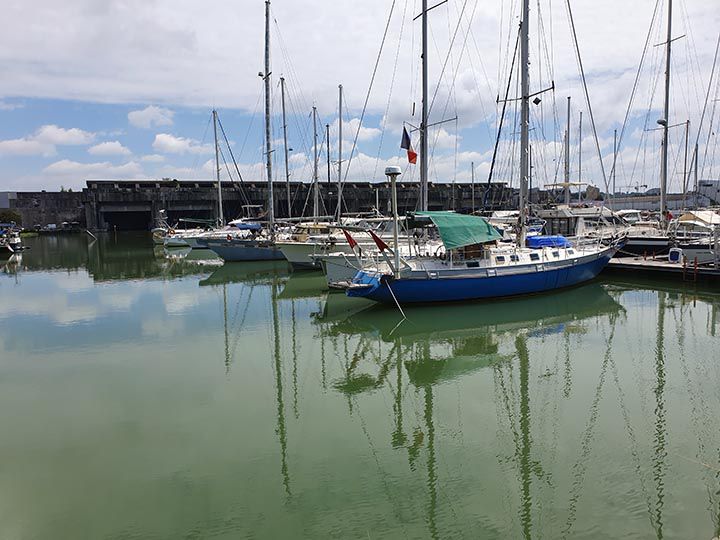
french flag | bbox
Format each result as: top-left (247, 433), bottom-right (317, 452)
top-left (400, 126), bottom-right (417, 164)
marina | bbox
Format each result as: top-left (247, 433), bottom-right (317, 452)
top-left (2, 233), bottom-right (720, 538)
top-left (1, 0), bottom-right (720, 537)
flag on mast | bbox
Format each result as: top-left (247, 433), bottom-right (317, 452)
top-left (341, 229), bottom-right (358, 249)
top-left (400, 126), bottom-right (417, 164)
top-left (369, 230), bottom-right (390, 252)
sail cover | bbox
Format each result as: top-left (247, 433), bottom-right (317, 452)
top-left (413, 211), bottom-right (502, 250)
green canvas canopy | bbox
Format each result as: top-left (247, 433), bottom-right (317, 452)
top-left (413, 211), bottom-right (502, 250)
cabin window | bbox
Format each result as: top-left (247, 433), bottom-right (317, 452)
top-left (567, 249), bottom-right (574, 255)
top-left (530, 253), bottom-right (540, 261)
top-left (552, 251), bottom-right (560, 258)
top-left (510, 254), bottom-right (519, 262)
top-left (466, 261), bottom-right (480, 268)
top-left (495, 256), bottom-right (506, 264)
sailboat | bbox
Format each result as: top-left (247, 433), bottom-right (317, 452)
top-left (618, 0), bottom-right (720, 258)
top-left (204, 1), bottom-right (284, 262)
top-left (346, 0), bottom-right (620, 305)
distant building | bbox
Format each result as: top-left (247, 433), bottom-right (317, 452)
top-left (697, 180), bottom-right (720, 204)
top-left (0, 192), bottom-right (16, 209)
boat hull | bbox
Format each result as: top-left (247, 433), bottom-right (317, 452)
top-left (347, 248), bottom-right (615, 304)
top-left (205, 240), bottom-right (285, 262)
top-left (674, 242), bottom-right (719, 265)
top-left (616, 235), bottom-right (669, 257)
top-left (315, 254), bottom-right (361, 288)
top-left (277, 241), bottom-right (354, 270)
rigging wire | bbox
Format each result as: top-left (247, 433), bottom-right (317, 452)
top-left (426, 0), bottom-right (471, 119)
top-left (487, 28), bottom-right (521, 186)
top-left (611, 0), bottom-right (662, 181)
top-left (373, 0), bottom-right (411, 181)
top-left (693, 33), bottom-right (720, 179)
top-left (563, 0), bottom-right (608, 193)
top-left (343, 0), bottom-right (398, 188)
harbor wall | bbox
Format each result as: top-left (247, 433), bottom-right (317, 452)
top-left (3, 191), bottom-right (85, 228)
top-left (82, 180), bottom-right (515, 231)
top-left (4, 179), bottom-right (714, 231)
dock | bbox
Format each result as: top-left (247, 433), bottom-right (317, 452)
top-left (605, 256), bottom-right (720, 283)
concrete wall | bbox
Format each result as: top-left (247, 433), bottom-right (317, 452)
top-left (9, 191), bottom-right (85, 228)
top-left (83, 180), bottom-right (514, 231)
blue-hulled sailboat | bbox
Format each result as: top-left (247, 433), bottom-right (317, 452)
top-left (346, 0), bottom-right (620, 305)
top-left (346, 209), bottom-right (619, 304)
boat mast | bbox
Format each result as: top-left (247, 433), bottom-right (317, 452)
top-left (518, 0), bottom-right (530, 246)
top-left (694, 142), bottom-right (699, 207)
top-left (280, 77), bottom-right (291, 218)
top-left (420, 0), bottom-right (429, 211)
top-left (578, 111), bottom-right (583, 201)
top-left (312, 106), bottom-right (319, 222)
top-left (682, 119), bottom-right (689, 208)
top-left (471, 161), bottom-right (475, 213)
top-left (264, 0), bottom-right (275, 230)
top-left (336, 84), bottom-right (343, 221)
top-left (659, 0), bottom-right (673, 223)
top-left (564, 96), bottom-right (571, 205)
top-left (612, 129), bottom-right (617, 209)
top-left (326, 124), bottom-right (331, 186)
top-left (212, 109), bottom-right (224, 226)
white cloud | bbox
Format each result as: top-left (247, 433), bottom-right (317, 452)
top-left (88, 140), bottom-right (131, 156)
top-left (0, 100), bottom-right (23, 111)
top-left (0, 138), bottom-right (55, 157)
top-left (0, 0), bottom-right (718, 192)
top-left (141, 153), bottom-right (165, 162)
top-left (128, 105), bottom-right (174, 129)
top-left (0, 124), bottom-right (95, 157)
top-left (34, 124), bottom-right (94, 145)
top-left (152, 133), bottom-right (212, 155)
top-left (42, 159), bottom-right (144, 180)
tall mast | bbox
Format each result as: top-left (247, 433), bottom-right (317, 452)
top-left (578, 111), bottom-right (583, 199)
top-left (312, 106), bottom-right (319, 222)
top-left (659, 0), bottom-right (673, 223)
top-left (529, 145), bottom-right (533, 203)
top-left (564, 96), bottom-right (571, 205)
top-left (326, 124), bottom-right (331, 186)
top-left (280, 77), bottom-right (291, 218)
top-left (518, 0), bottom-right (530, 246)
top-left (682, 119), bottom-right (689, 208)
top-left (264, 0), bottom-right (275, 229)
top-left (612, 129), bottom-right (617, 208)
top-left (471, 161), bottom-right (475, 213)
top-left (212, 109), bottom-right (224, 226)
top-left (420, 0), bottom-right (429, 211)
top-left (336, 84), bottom-right (343, 221)
top-left (694, 142), bottom-right (699, 208)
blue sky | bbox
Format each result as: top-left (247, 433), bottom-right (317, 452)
top-left (0, 0), bottom-right (718, 193)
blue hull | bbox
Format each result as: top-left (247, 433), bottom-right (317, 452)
top-left (205, 240), bottom-right (285, 262)
top-left (347, 251), bottom-right (614, 304)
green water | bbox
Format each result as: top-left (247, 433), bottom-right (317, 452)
top-left (1, 234), bottom-right (720, 540)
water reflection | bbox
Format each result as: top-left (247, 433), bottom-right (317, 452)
top-left (308, 280), bottom-right (720, 539)
top-left (4, 234), bottom-right (720, 539)
top-left (16, 233), bottom-right (222, 281)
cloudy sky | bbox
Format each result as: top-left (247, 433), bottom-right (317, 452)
top-left (0, 0), bottom-right (718, 194)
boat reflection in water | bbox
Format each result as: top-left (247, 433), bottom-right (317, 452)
top-left (312, 282), bottom-right (624, 538)
top-left (310, 280), bottom-right (720, 539)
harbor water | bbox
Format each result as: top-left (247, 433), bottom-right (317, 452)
top-left (1, 234), bottom-right (719, 539)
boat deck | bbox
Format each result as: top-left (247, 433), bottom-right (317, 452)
top-left (605, 256), bottom-right (720, 283)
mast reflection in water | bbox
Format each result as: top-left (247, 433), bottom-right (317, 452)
top-left (2, 234), bottom-right (720, 539)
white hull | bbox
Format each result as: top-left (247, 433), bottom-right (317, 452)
top-left (276, 241), bottom-right (355, 269)
top-left (316, 254), bottom-right (362, 287)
